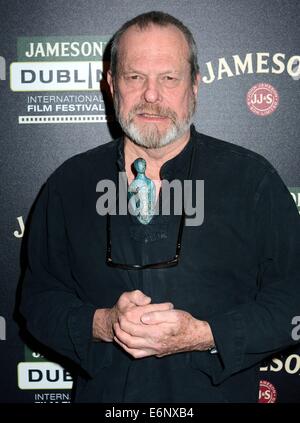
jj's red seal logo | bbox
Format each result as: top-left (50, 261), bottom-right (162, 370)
top-left (246, 83), bottom-right (279, 116)
top-left (259, 380), bottom-right (277, 403)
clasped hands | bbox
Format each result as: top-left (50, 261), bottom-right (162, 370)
top-left (107, 289), bottom-right (214, 359)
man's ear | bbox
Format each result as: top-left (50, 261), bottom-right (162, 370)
top-left (193, 72), bottom-right (201, 97)
top-left (107, 69), bottom-right (114, 97)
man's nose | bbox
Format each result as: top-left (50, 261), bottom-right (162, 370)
top-left (142, 77), bottom-right (162, 103)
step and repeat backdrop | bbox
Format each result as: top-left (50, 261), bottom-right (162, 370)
top-left (0, 0), bottom-right (299, 403)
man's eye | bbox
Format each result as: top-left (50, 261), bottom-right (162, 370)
top-left (123, 75), bottom-right (144, 84)
top-left (127, 75), bottom-right (143, 81)
top-left (162, 75), bottom-right (179, 82)
top-left (161, 76), bottom-right (180, 87)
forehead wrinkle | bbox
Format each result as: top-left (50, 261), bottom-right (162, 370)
top-left (117, 24), bottom-right (190, 72)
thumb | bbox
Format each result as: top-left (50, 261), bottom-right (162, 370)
top-left (130, 289), bottom-right (151, 306)
top-left (141, 312), bottom-right (154, 324)
top-left (141, 309), bottom-right (176, 324)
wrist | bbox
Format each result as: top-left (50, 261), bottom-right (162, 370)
top-left (192, 319), bottom-right (215, 352)
top-left (93, 308), bottom-right (116, 342)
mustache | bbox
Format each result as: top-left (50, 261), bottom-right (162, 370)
top-left (129, 104), bottom-right (177, 122)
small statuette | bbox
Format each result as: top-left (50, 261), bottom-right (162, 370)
top-left (128, 158), bottom-right (156, 225)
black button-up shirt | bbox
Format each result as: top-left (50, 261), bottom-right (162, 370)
top-left (20, 125), bottom-right (300, 402)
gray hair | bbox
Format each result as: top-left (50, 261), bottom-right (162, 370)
top-left (110, 11), bottom-right (199, 84)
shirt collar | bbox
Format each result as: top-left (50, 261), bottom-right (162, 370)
top-left (116, 124), bottom-right (196, 181)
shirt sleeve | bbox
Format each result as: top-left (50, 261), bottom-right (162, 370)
top-left (206, 167), bottom-right (300, 384)
top-left (19, 175), bottom-right (100, 377)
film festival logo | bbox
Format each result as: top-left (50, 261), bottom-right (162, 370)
top-left (10, 36), bottom-right (111, 125)
top-left (17, 345), bottom-right (73, 397)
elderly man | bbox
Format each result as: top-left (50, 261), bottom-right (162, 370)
top-left (20, 11), bottom-right (300, 403)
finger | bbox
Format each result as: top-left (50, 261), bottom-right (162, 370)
top-left (114, 322), bottom-right (151, 349)
top-left (156, 352), bottom-right (170, 358)
top-left (113, 336), bottom-right (153, 359)
top-left (139, 302), bottom-right (174, 315)
top-left (118, 317), bottom-right (152, 338)
top-left (141, 309), bottom-right (178, 324)
top-left (118, 317), bottom-right (174, 339)
top-left (118, 290), bottom-right (151, 310)
top-left (128, 289), bottom-right (152, 306)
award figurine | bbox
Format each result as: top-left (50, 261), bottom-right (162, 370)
top-left (128, 158), bottom-right (156, 225)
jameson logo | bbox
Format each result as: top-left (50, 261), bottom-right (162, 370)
top-left (19, 38), bottom-right (107, 60)
top-left (201, 53), bottom-right (300, 83)
top-left (14, 216), bottom-right (25, 238)
top-left (10, 36), bottom-right (110, 92)
top-left (289, 187), bottom-right (300, 214)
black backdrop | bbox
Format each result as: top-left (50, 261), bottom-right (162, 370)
top-left (0, 0), bottom-right (299, 403)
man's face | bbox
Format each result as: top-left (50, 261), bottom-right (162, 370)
top-left (108, 24), bottom-right (200, 149)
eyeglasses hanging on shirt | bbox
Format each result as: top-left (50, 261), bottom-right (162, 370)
top-left (106, 142), bottom-right (195, 270)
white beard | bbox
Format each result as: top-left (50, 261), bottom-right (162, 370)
top-left (114, 93), bottom-right (196, 149)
